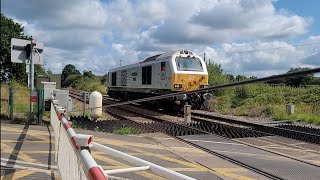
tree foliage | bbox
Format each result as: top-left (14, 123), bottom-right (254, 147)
top-left (0, 14), bottom-right (31, 83)
top-left (285, 67), bottom-right (314, 87)
top-left (83, 70), bottom-right (95, 78)
top-left (62, 64), bottom-right (81, 81)
top-left (101, 73), bottom-right (108, 84)
top-left (206, 61), bottom-right (228, 85)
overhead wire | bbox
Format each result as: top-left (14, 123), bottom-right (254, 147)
top-left (224, 41), bottom-right (320, 54)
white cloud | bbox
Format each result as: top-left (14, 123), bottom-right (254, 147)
top-left (193, 39), bottom-right (319, 76)
top-left (2, 0), bottom-right (319, 77)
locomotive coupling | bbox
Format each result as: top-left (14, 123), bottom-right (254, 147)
top-left (203, 93), bottom-right (213, 100)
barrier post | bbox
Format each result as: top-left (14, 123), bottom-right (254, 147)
top-left (184, 102), bottom-right (191, 123)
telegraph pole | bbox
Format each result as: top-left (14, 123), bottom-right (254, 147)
top-left (30, 37), bottom-right (35, 114)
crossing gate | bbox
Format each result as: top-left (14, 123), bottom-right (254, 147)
top-left (51, 99), bottom-right (195, 180)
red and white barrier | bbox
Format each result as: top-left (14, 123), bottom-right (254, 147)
top-left (51, 93), bottom-right (195, 180)
top-left (51, 103), bottom-right (107, 180)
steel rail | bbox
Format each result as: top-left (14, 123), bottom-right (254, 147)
top-left (101, 102), bottom-right (283, 180)
top-left (191, 112), bottom-right (320, 144)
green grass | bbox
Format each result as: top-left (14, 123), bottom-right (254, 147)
top-left (113, 127), bottom-right (134, 135)
top-left (209, 84), bottom-right (320, 125)
top-left (273, 113), bottom-right (320, 125)
top-left (1, 83), bottom-right (30, 118)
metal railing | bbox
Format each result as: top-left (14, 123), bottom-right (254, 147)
top-left (51, 95), bottom-right (196, 180)
top-left (51, 102), bottom-right (106, 180)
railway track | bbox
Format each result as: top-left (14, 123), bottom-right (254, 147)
top-left (191, 112), bottom-right (320, 144)
top-left (68, 89), bottom-right (320, 180)
top-left (70, 89), bottom-right (320, 143)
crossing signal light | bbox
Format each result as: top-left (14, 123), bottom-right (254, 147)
top-left (25, 44), bottom-right (32, 59)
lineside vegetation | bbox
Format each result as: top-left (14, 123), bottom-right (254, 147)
top-left (206, 61), bottom-right (320, 125)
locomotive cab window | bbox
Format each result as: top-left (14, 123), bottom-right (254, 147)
top-left (111, 72), bottom-right (117, 86)
top-left (175, 57), bottom-right (203, 72)
top-left (142, 66), bottom-right (152, 85)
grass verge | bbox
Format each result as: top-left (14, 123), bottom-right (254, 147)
top-left (113, 127), bottom-right (134, 135)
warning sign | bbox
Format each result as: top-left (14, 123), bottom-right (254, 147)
top-left (30, 91), bottom-right (37, 102)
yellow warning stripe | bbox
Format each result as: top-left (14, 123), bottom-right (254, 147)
top-left (92, 152), bottom-right (165, 180)
top-left (1, 143), bottom-right (37, 163)
top-left (95, 137), bottom-right (204, 153)
top-left (2, 126), bottom-right (50, 141)
top-left (1, 169), bottom-right (35, 180)
top-left (125, 146), bottom-right (256, 180)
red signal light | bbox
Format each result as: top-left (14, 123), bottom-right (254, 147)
top-left (31, 40), bottom-right (36, 46)
top-left (87, 136), bottom-right (92, 145)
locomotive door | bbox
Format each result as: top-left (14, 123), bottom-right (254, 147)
top-left (160, 61), bottom-right (168, 88)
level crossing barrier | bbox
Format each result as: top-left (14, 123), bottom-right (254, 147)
top-left (51, 98), bottom-right (196, 180)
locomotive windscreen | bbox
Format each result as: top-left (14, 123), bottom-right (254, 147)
top-left (175, 57), bottom-right (203, 71)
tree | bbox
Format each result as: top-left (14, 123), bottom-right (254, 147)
top-left (206, 61), bottom-right (228, 85)
top-left (62, 64), bottom-right (80, 81)
top-left (285, 67), bottom-right (313, 87)
top-left (101, 73), bottom-right (108, 84)
top-left (225, 74), bottom-right (234, 82)
top-left (47, 69), bottom-right (53, 74)
top-left (83, 70), bottom-right (95, 78)
top-left (0, 14), bottom-right (31, 83)
top-left (235, 75), bottom-right (247, 81)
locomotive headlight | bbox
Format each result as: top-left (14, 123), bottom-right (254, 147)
top-left (200, 85), bottom-right (208, 88)
top-left (174, 84), bottom-right (182, 88)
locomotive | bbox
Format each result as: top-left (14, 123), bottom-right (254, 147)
top-left (107, 50), bottom-right (212, 110)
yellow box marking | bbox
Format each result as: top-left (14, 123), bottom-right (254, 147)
top-left (92, 152), bottom-right (165, 180)
top-left (1, 140), bottom-right (51, 144)
top-left (2, 126), bottom-right (49, 135)
top-left (125, 146), bottom-right (256, 180)
top-left (1, 143), bottom-right (37, 163)
top-left (212, 168), bottom-right (256, 180)
top-left (0, 169), bottom-right (35, 180)
top-left (95, 137), bottom-right (204, 153)
top-left (169, 167), bottom-right (207, 172)
top-left (2, 126), bottom-right (50, 142)
top-left (20, 151), bottom-right (55, 154)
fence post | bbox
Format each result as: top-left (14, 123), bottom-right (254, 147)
top-left (37, 89), bottom-right (44, 125)
top-left (9, 87), bottom-right (14, 121)
top-left (83, 92), bottom-right (86, 117)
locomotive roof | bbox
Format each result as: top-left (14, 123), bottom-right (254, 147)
top-left (109, 50), bottom-right (197, 71)
top-left (140, 50), bottom-right (190, 63)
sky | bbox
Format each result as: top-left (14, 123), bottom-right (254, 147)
top-left (2, 0), bottom-right (320, 77)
